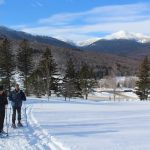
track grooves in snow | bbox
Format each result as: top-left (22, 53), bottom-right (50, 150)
top-left (27, 105), bottom-right (69, 150)
top-left (0, 104), bottom-right (69, 150)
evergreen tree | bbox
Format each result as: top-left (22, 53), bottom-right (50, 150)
top-left (65, 58), bottom-right (76, 79)
top-left (39, 47), bottom-right (59, 100)
top-left (79, 63), bottom-right (97, 99)
top-left (136, 56), bottom-right (150, 100)
top-left (27, 68), bottom-right (44, 97)
top-left (0, 38), bottom-right (15, 91)
top-left (61, 58), bottom-right (82, 100)
top-left (17, 39), bottom-right (33, 95)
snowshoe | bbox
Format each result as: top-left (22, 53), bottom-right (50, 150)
top-left (12, 123), bottom-right (16, 129)
top-left (1, 130), bottom-right (7, 135)
top-left (0, 132), bottom-right (7, 138)
top-left (0, 133), bottom-right (4, 138)
top-left (17, 122), bottom-right (23, 127)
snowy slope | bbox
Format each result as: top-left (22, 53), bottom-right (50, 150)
top-left (77, 38), bottom-right (100, 46)
top-left (104, 30), bottom-right (150, 43)
top-left (1, 97), bottom-right (150, 150)
top-left (0, 102), bottom-right (63, 150)
top-left (78, 31), bottom-right (150, 46)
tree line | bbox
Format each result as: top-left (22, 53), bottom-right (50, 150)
top-left (0, 38), bottom-right (97, 100)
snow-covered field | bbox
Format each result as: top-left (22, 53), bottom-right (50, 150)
top-left (1, 97), bottom-right (150, 150)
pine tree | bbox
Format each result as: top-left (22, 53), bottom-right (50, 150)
top-left (136, 56), bottom-right (150, 100)
top-left (27, 68), bottom-right (44, 97)
top-left (79, 63), bottom-right (97, 99)
top-left (39, 47), bottom-right (59, 100)
top-left (17, 39), bottom-right (33, 95)
top-left (65, 58), bottom-right (76, 79)
top-left (0, 38), bottom-right (15, 91)
top-left (61, 58), bottom-right (82, 100)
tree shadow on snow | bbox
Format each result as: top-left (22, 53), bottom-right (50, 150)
top-left (53, 129), bottom-right (118, 137)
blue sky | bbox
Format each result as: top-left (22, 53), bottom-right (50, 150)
top-left (0, 0), bottom-right (150, 43)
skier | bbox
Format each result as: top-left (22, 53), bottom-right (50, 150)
top-left (9, 84), bottom-right (26, 128)
top-left (0, 85), bottom-right (8, 136)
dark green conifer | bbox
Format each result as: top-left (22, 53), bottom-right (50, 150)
top-left (136, 56), bottom-right (150, 100)
top-left (0, 38), bottom-right (15, 91)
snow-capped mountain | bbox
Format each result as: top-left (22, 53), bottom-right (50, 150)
top-left (104, 31), bottom-right (150, 43)
top-left (78, 31), bottom-right (150, 46)
top-left (81, 31), bottom-right (150, 57)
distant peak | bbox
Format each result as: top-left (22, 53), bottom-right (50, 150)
top-left (78, 31), bottom-right (150, 46)
top-left (104, 31), bottom-right (150, 43)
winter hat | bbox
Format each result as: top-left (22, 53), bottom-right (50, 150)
top-left (0, 85), bottom-right (4, 91)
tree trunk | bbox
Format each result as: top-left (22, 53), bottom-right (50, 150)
top-left (86, 93), bottom-right (88, 100)
top-left (113, 89), bottom-right (116, 101)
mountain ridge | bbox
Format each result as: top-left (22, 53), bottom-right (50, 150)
top-left (0, 26), bottom-right (139, 76)
top-left (78, 31), bottom-right (150, 46)
top-left (0, 26), bottom-right (78, 50)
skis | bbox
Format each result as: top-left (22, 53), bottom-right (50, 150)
top-left (11, 124), bottom-right (24, 129)
top-left (0, 133), bottom-right (8, 138)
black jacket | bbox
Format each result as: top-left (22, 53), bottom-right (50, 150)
top-left (9, 90), bottom-right (26, 107)
top-left (0, 92), bottom-right (8, 110)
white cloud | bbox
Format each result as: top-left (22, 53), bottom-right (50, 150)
top-left (39, 3), bottom-right (150, 25)
top-left (17, 3), bottom-right (150, 43)
top-left (21, 19), bottom-right (150, 43)
top-left (22, 26), bottom-right (98, 43)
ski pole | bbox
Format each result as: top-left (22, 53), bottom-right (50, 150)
top-left (24, 102), bottom-right (28, 127)
top-left (8, 106), bottom-right (11, 134)
top-left (5, 105), bottom-right (8, 136)
top-left (25, 107), bottom-right (28, 127)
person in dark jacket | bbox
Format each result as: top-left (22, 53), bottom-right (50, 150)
top-left (0, 85), bottom-right (8, 134)
top-left (9, 84), bottom-right (26, 128)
